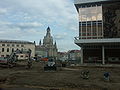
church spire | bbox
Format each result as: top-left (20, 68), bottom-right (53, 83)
top-left (34, 41), bottom-right (36, 46)
top-left (46, 26), bottom-right (51, 37)
top-left (39, 39), bottom-right (41, 45)
top-left (54, 41), bottom-right (57, 48)
top-left (47, 26), bottom-right (50, 32)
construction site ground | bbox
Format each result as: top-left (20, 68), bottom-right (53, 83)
top-left (0, 61), bottom-right (120, 90)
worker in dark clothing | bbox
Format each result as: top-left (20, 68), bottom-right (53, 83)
top-left (81, 70), bottom-right (89, 79)
top-left (27, 49), bottom-right (32, 69)
top-left (104, 72), bottom-right (110, 81)
top-left (27, 60), bottom-right (32, 69)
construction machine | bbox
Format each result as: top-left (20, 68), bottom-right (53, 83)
top-left (44, 58), bottom-right (57, 71)
top-left (81, 70), bottom-right (89, 79)
top-left (0, 49), bottom-right (32, 68)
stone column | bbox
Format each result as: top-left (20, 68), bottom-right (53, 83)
top-left (102, 45), bottom-right (105, 64)
top-left (81, 47), bottom-right (83, 64)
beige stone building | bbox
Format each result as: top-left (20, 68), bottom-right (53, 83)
top-left (35, 27), bottom-right (58, 59)
top-left (0, 40), bottom-right (35, 59)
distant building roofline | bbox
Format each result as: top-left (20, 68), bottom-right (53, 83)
top-left (68, 50), bottom-right (80, 53)
top-left (58, 52), bottom-right (67, 54)
top-left (0, 39), bottom-right (34, 44)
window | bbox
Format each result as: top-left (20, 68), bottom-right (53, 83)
top-left (6, 55), bottom-right (9, 57)
top-left (2, 48), bottom-right (4, 52)
top-left (1, 55), bottom-right (4, 57)
top-left (93, 25), bottom-right (97, 36)
top-left (98, 22), bottom-right (102, 36)
top-left (16, 44), bottom-right (19, 47)
top-left (21, 48), bottom-right (23, 51)
top-left (16, 55), bottom-right (19, 58)
top-left (12, 48), bottom-right (14, 52)
top-left (79, 5), bottom-right (103, 39)
top-left (87, 25), bottom-right (91, 36)
top-left (2, 44), bottom-right (5, 46)
top-left (7, 48), bottom-right (9, 52)
top-left (21, 45), bottom-right (24, 47)
top-left (79, 5), bottom-right (102, 22)
top-left (7, 44), bottom-right (10, 46)
top-left (26, 56), bottom-right (28, 57)
top-left (21, 55), bottom-right (23, 57)
top-left (12, 44), bottom-right (14, 47)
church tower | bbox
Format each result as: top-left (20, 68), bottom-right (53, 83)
top-left (43, 27), bottom-right (57, 59)
top-left (36, 27), bottom-right (58, 59)
top-left (43, 27), bottom-right (53, 45)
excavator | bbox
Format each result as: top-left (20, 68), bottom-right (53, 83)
top-left (0, 49), bottom-right (32, 68)
top-left (44, 58), bottom-right (57, 71)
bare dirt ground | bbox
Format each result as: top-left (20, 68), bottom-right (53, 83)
top-left (0, 61), bottom-right (120, 90)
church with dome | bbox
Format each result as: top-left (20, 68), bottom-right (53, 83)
top-left (35, 27), bottom-right (58, 59)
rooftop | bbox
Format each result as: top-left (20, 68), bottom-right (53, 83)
top-left (68, 50), bottom-right (80, 53)
top-left (0, 39), bottom-right (34, 44)
top-left (74, 0), bottom-right (118, 4)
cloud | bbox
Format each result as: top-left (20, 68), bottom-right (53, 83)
top-left (0, 21), bottom-right (11, 25)
top-left (0, 21), bottom-right (44, 41)
top-left (0, 8), bottom-right (7, 14)
top-left (54, 35), bottom-right (65, 40)
top-left (0, 0), bottom-right (77, 31)
top-left (0, 21), bottom-right (43, 29)
top-left (57, 40), bottom-right (79, 52)
top-left (54, 33), bottom-right (67, 40)
top-left (16, 22), bottom-right (43, 29)
top-left (70, 25), bottom-right (78, 31)
top-left (0, 0), bottom-right (79, 51)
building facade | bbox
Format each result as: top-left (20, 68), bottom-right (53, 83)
top-left (68, 50), bottom-right (81, 61)
top-left (0, 40), bottom-right (35, 59)
top-left (57, 52), bottom-right (68, 61)
top-left (67, 50), bottom-right (81, 64)
top-left (35, 27), bottom-right (58, 59)
top-left (74, 0), bottom-right (120, 64)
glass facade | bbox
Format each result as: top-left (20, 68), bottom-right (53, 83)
top-left (79, 5), bottom-right (103, 39)
top-left (75, 0), bottom-right (120, 64)
top-left (78, 1), bottom-right (120, 39)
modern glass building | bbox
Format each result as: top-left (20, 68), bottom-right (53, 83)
top-left (74, 0), bottom-right (120, 64)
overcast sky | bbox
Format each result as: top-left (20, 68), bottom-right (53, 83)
top-left (0, 0), bottom-right (80, 52)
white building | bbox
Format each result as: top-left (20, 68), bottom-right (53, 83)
top-left (0, 40), bottom-right (35, 59)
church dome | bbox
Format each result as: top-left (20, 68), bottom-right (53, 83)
top-left (43, 27), bottom-right (53, 45)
